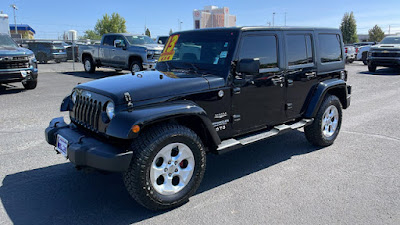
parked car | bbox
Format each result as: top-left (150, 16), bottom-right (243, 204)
top-left (156, 35), bottom-right (169, 44)
top-left (45, 27), bottom-right (351, 210)
top-left (25, 41), bottom-right (67, 63)
top-left (355, 42), bottom-right (377, 65)
top-left (79, 33), bottom-right (164, 73)
top-left (63, 42), bottom-right (79, 61)
top-left (0, 33), bottom-right (38, 89)
top-left (367, 36), bottom-right (400, 72)
top-left (344, 44), bottom-right (356, 63)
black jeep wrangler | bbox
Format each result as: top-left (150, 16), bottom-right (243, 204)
top-left (45, 27), bottom-right (351, 210)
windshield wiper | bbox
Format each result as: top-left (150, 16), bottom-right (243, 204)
top-left (179, 62), bottom-right (200, 74)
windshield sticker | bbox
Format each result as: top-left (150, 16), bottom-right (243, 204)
top-left (220, 51), bottom-right (228, 58)
top-left (224, 42), bottom-right (228, 47)
top-left (159, 34), bottom-right (180, 62)
top-left (213, 56), bottom-right (220, 64)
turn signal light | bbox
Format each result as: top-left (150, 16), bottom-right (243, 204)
top-left (132, 125), bottom-right (140, 133)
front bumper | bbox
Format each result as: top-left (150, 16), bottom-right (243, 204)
top-left (45, 117), bottom-right (133, 172)
top-left (143, 59), bottom-right (157, 70)
top-left (0, 67), bottom-right (38, 83)
top-left (368, 57), bottom-right (400, 67)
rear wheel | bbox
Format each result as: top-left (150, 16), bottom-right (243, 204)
top-left (83, 57), bottom-right (95, 73)
top-left (36, 53), bottom-right (47, 64)
top-left (304, 95), bottom-right (342, 147)
top-left (123, 124), bottom-right (206, 210)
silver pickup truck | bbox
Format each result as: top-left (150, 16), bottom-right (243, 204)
top-left (79, 33), bottom-right (163, 73)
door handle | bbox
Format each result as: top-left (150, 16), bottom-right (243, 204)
top-left (271, 77), bottom-right (285, 87)
top-left (233, 87), bottom-right (241, 94)
top-left (305, 72), bottom-right (316, 80)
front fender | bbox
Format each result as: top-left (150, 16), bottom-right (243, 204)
top-left (304, 79), bottom-right (350, 118)
top-left (105, 100), bottom-right (221, 145)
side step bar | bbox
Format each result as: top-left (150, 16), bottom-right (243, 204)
top-left (216, 119), bottom-right (313, 154)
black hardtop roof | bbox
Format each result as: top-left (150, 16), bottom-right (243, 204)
top-left (175, 26), bottom-right (340, 34)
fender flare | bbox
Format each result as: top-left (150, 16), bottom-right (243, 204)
top-left (304, 79), bottom-right (349, 118)
top-left (105, 100), bottom-right (221, 146)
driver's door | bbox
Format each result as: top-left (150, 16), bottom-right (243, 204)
top-left (231, 31), bottom-right (286, 134)
top-left (110, 35), bottom-right (128, 67)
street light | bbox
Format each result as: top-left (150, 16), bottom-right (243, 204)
top-left (10, 4), bottom-right (18, 34)
top-left (272, 12), bottom-right (276, 27)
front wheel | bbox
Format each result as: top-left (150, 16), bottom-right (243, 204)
top-left (368, 64), bottom-right (377, 72)
top-left (22, 80), bottom-right (37, 90)
top-left (130, 61), bottom-right (143, 73)
top-left (304, 95), bottom-right (342, 147)
top-left (123, 124), bottom-right (206, 210)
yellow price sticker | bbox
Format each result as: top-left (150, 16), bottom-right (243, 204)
top-left (159, 34), bottom-right (180, 62)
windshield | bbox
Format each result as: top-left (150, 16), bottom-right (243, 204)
top-left (0, 35), bottom-right (18, 48)
top-left (380, 37), bottom-right (400, 44)
top-left (157, 36), bottom-right (168, 44)
top-left (156, 30), bottom-right (239, 76)
top-left (125, 35), bottom-right (156, 45)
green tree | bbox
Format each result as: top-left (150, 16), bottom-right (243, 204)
top-left (83, 13), bottom-right (127, 39)
top-left (340, 12), bottom-right (359, 44)
top-left (368, 25), bottom-right (385, 42)
top-left (145, 28), bottom-right (151, 37)
top-left (169, 29), bottom-right (173, 35)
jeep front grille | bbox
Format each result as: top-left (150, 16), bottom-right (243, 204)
top-left (72, 96), bottom-right (102, 131)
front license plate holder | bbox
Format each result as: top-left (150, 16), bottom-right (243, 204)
top-left (55, 134), bottom-right (68, 157)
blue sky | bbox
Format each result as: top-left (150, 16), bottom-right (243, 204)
top-left (1, 0), bottom-right (400, 39)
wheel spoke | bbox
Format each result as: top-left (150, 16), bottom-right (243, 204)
top-left (179, 166), bottom-right (193, 183)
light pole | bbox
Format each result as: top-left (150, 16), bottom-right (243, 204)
top-left (284, 12), bottom-right (287, 26)
top-left (178, 19), bottom-right (183, 31)
top-left (10, 4), bottom-right (18, 34)
top-left (272, 12), bottom-right (276, 27)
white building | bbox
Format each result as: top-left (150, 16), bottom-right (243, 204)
top-left (193, 6), bottom-right (236, 29)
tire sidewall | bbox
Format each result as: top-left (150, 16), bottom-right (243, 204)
top-left (130, 61), bottom-right (143, 73)
top-left (316, 96), bottom-right (343, 143)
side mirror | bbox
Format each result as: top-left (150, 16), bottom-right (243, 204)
top-left (114, 40), bottom-right (125, 48)
top-left (236, 58), bottom-right (260, 75)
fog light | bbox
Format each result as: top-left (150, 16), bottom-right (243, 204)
top-left (132, 125), bottom-right (140, 133)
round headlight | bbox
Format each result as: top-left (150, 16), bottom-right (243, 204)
top-left (71, 91), bottom-right (77, 103)
top-left (106, 101), bottom-right (115, 119)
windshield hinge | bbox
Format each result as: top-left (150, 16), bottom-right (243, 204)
top-left (124, 92), bottom-right (134, 110)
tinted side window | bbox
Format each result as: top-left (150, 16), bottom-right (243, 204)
top-left (115, 36), bottom-right (126, 46)
top-left (239, 35), bottom-right (278, 69)
top-left (286, 35), bottom-right (314, 66)
top-left (103, 36), bottom-right (114, 46)
top-left (319, 34), bottom-right (342, 63)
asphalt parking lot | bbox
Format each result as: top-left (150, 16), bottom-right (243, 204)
top-left (0, 61), bottom-right (399, 224)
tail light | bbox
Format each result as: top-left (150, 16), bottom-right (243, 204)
top-left (345, 47), bottom-right (348, 53)
top-left (356, 47), bottom-right (359, 54)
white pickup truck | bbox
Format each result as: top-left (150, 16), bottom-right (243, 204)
top-left (354, 42), bottom-right (377, 65)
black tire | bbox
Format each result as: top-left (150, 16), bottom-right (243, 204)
top-left (348, 59), bottom-right (354, 63)
top-left (130, 61), bottom-right (143, 73)
top-left (123, 123), bottom-right (206, 210)
top-left (304, 95), bottom-right (342, 147)
top-left (55, 59), bottom-right (61, 63)
top-left (368, 64), bottom-right (377, 72)
top-left (83, 57), bottom-right (95, 73)
top-left (22, 80), bottom-right (37, 90)
top-left (36, 53), bottom-right (47, 64)
top-left (363, 60), bottom-right (368, 65)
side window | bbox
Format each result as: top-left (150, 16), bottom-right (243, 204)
top-left (115, 36), bottom-right (126, 46)
top-left (286, 34), bottom-right (313, 66)
top-left (103, 36), bottom-right (114, 46)
top-left (319, 34), bottom-right (342, 63)
top-left (239, 35), bottom-right (278, 69)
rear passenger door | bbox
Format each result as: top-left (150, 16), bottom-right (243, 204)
top-left (284, 31), bottom-right (318, 119)
top-left (101, 35), bottom-right (116, 65)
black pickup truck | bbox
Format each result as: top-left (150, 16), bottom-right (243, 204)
top-left (45, 27), bottom-right (351, 210)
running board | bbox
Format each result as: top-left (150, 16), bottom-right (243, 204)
top-left (216, 119), bottom-right (313, 154)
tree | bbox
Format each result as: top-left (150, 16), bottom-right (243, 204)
top-left (340, 12), bottom-right (359, 44)
top-left (83, 13), bottom-right (127, 39)
top-left (145, 28), bottom-right (151, 37)
top-left (169, 29), bottom-right (173, 35)
top-left (368, 25), bottom-right (385, 42)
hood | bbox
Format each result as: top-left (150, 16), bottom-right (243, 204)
top-left (370, 44), bottom-right (400, 51)
top-left (76, 70), bottom-right (225, 105)
top-left (0, 47), bottom-right (33, 56)
top-left (142, 43), bottom-right (164, 50)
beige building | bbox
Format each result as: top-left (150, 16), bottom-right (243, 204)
top-left (193, 6), bottom-right (236, 29)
